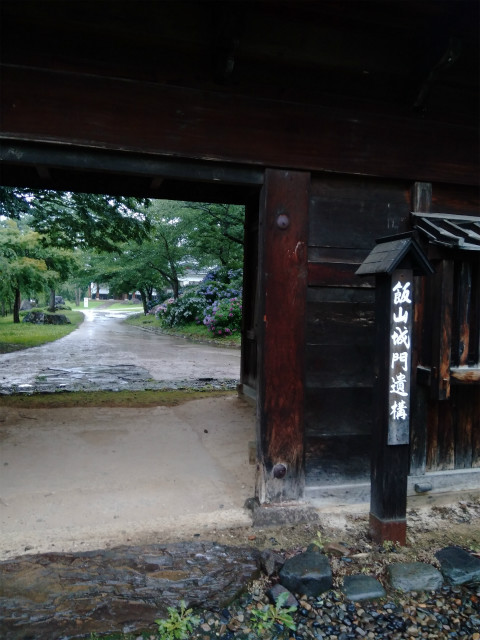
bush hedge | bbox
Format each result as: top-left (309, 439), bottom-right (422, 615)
top-left (156, 268), bottom-right (243, 336)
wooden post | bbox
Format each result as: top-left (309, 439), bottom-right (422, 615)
top-left (370, 269), bottom-right (413, 545)
top-left (409, 182), bottom-right (432, 476)
top-left (256, 169), bottom-right (309, 502)
top-left (356, 235), bottom-right (433, 544)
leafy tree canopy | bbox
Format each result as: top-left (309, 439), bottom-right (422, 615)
top-left (0, 218), bottom-right (57, 321)
top-left (184, 202), bottom-right (244, 269)
top-left (0, 186), bottom-right (151, 252)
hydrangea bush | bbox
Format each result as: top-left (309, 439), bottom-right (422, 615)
top-left (158, 290), bottom-right (205, 327)
top-left (156, 268), bottom-right (243, 336)
top-left (195, 267), bottom-right (243, 303)
top-left (203, 297), bottom-right (242, 336)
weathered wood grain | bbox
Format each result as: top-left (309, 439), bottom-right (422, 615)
top-left (430, 259), bottom-right (454, 400)
top-left (450, 367), bottom-right (480, 383)
top-left (308, 262), bottom-right (374, 288)
top-left (1, 65), bottom-right (478, 184)
top-left (305, 388), bottom-right (373, 437)
top-left (453, 387), bottom-right (474, 470)
top-left (257, 169), bottom-right (309, 501)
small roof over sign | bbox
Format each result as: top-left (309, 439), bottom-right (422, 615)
top-left (412, 213), bottom-right (480, 251)
top-left (356, 234), bottom-right (433, 277)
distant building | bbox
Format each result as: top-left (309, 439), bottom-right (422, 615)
top-left (90, 284), bottom-right (110, 300)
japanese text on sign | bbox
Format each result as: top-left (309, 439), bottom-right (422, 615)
top-left (388, 278), bottom-right (412, 444)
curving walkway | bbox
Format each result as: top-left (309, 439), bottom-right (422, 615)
top-left (0, 308), bottom-right (240, 393)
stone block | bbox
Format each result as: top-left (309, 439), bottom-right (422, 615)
top-left (260, 549), bottom-right (285, 576)
top-left (250, 501), bottom-right (320, 527)
top-left (388, 562), bottom-right (443, 593)
top-left (435, 546), bottom-right (480, 585)
top-left (279, 550), bottom-right (332, 597)
top-left (343, 574), bottom-right (386, 601)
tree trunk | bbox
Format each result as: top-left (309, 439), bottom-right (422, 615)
top-left (75, 288), bottom-right (81, 307)
top-left (172, 278), bottom-right (180, 300)
top-left (48, 287), bottom-right (56, 312)
top-left (139, 289), bottom-right (148, 315)
top-left (13, 287), bottom-right (21, 323)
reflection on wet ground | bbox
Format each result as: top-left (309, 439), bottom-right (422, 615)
top-left (0, 310), bottom-right (240, 393)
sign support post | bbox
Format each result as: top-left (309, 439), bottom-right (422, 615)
top-left (357, 234), bottom-right (433, 544)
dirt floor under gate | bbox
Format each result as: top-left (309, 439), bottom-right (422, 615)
top-left (0, 394), bottom-right (257, 560)
top-left (1, 391), bottom-right (480, 566)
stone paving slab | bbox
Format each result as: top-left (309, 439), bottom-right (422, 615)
top-left (0, 364), bottom-right (239, 394)
top-left (343, 574), bottom-right (386, 601)
top-left (387, 561), bottom-right (444, 593)
top-left (435, 545), bottom-right (480, 585)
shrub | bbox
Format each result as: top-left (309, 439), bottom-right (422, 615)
top-left (196, 267), bottom-right (243, 303)
top-left (158, 291), bottom-right (206, 327)
top-left (146, 292), bottom-right (171, 313)
top-left (203, 297), bottom-right (242, 336)
top-left (155, 268), bottom-right (243, 329)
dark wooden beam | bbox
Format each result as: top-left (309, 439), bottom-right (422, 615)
top-left (1, 66), bottom-right (478, 185)
top-left (0, 141), bottom-right (264, 186)
top-left (256, 169), bottom-right (309, 502)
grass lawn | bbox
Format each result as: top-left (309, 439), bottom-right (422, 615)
top-left (0, 388), bottom-right (233, 409)
top-left (125, 313), bottom-right (242, 347)
top-left (105, 302), bottom-right (144, 311)
top-left (69, 300), bottom-right (144, 312)
top-left (68, 299), bottom-right (104, 310)
top-left (0, 310), bottom-right (84, 352)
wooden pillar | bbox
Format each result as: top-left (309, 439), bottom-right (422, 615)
top-left (256, 169), bottom-right (310, 502)
top-left (410, 182), bottom-right (432, 476)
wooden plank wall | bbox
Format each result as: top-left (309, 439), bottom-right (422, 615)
top-left (306, 175), bottom-right (411, 440)
top-left (416, 184), bottom-right (480, 472)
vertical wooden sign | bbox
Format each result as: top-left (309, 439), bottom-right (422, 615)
top-left (356, 234), bottom-right (433, 544)
top-left (388, 269), bottom-right (413, 445)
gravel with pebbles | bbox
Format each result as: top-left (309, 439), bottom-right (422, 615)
top-left (135, 579), bottom-right (479, 640)
top-left (129, 548), bottom-right (480, 640)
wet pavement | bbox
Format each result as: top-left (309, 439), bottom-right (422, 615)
top-left (0, 308), bottom-right (241, 394)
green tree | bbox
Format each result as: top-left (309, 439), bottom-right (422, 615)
top-left (0, 220), bottom-right (55, 322)
top-left (0, 187), bottom-right (151, 309)
top-left (84, 200), bottom-right (244, 309)
top-left (130, 200), bottom-right (198, 300)
top-left (0, 187), bottom-right (150, 250)
top-left (184, 202), bottom-right (244, 268)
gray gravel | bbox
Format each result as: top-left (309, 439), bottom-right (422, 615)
top-left (132, 580), bottom-right (480, 640)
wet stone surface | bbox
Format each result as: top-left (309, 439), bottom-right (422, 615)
top-left (1, 544), bottom-right (480, 639)
top-left (388, 562), bottom-right (444, 593)
top-left (0, 365), bottom-right (239, 394)
top-left (0, 542), bottom-right (260, 640)
top-left (436, 545), bottom-right (480, 586)
top-left (279, 547), bottom-right (333, 597)
top-left (343, 574), bottom-right (386, 601)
